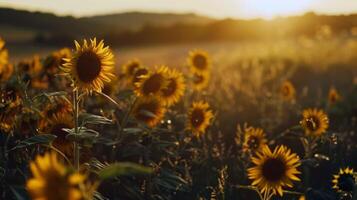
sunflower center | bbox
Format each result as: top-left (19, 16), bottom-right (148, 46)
top-left (45, 170), bottom-right (71, 200)
top-left (247, 136), bottom-right (260, 149)
top-left (133, 68), bottom-right (149, 84)
top-left (193, 74), bottom-right (204, 84)
top-left (76, 51), bottom-right (101, 83)
top-left (306, 116), bottom-right (320, 131)
top-left (162, 78), bottom-right (177, 97)
top-left (262, 158), bottom-right (286, 182)
top-left (191, 109), bottom-right (205, 127)
top-left (338, 174), bottom-right (355, 192)
top-left (193, 55), bottom-right (208, 70)
top-left (282, 86), bottom-right (290, 96)
top-left (142, 74), bottom-right (165, 95)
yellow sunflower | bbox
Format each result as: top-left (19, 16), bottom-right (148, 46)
top-left (131, 66), bottom-right (150, 86)
top-left (328, 87), bottom-right (341, 105)
top-left (31, 75), bottom-right (50, 90)
top-left (186, 101), bottom-right (213, 136)
top-left (18, 55), bottom-right (43, 76)
top-left (134, 66), bottom-right (169, 98)
top-left (45, 48), bottom-right (72, 75)
top-left (26, 152), bottom-right (86, 200)
top-left (39, 114), bottom-right (74, 155)
top-left (61, 38), bottom-right (115, 93)
top-left (280, 81), bottom-right (296, 102)
top-left (192, 71), bottom-right (210, 91)
top-left (131, 97), bottom-right (166, 127)
top-left (0, 112), bottom-right (16, 133)
top-left (243, 127), bottom-right (267, 152)
top-left (247, 145), bottom-right (301, 197)
top-left (0, 37), bottom-right (9, 66)
top-left (42, 97), bottom-right (72, 119)
top-left (300, 108), bottom-right (329, 137)
top-left (160, 69), bottom-right (186, 106)
top-left (188, 50), bottom-right (211, 73)
top-left (0, 63), bottom-right (13, 82)
top-left (122, 59), bottom-right (141, 77)
top-left (332, 167), bottom-right (356, 193)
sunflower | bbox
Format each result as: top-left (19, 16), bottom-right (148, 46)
top-left (332, 167), bottom-right (356, 193)
top-left (186, 101), bottom-right (213, 136)
top-left (134, 66), bottom-right (168, 98)
top-left (39, 114), bottom-right (74, 155)
top-left (160, 69), bottom-right (186, 106)
top-left (31, 75), bottom-right (50, 90)
top-left (0, 85), bottom-right (22, 109)
top-left (0, 112), bottom-right (16, 133)
top-left (26, 152), bottom-right (86, 200)
top-left (192, 71), bottom-right (210, 91)
top-left (243, 127), bottom-right (267, 152)
top-left (328, 87), bottom-right (341, 105)
top-left (300, 108), bottom-right (329, 137)
top-left (61, 38), bottom-right (115, 93)
top-left (280, 81), bottom-right (296, 102)
top-left (45, 48), bottom-right (72, 75)
top-left (0, 63), bottom-right (13, 82)
top-left (42, 97), bottom-right (72, 119)
top-left (0, 37), bottom-right (9, 66)
top-left (122, 59), bottom-right (141, 77)
top-left (18, 55), bottom-right (43, 76)
top-left (188, 50), bottom-right (211, 73)
top-left (131, 97), bottom-right (166, 127)
top-left (131, 66), bottom-right (149, 86)
top-left (247, 145), bottom-right (301, 197)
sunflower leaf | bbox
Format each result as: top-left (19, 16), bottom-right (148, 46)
top-left (9, 134), bottom-right (57, 151)
top-left (98, 162), bottom-right (152, 180)
top-left (139, 110), bottom-right (157, 118)
top-left (79, 113), bottom-right (112, 126)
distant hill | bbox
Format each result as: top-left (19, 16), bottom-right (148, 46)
top-left (79, 12), bottom-right (214, 31)
top-left (0, 7), bottom-right (214, 44)
top-left (1, 7), bottom-right (357, 47)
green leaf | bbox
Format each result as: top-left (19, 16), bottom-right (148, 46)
top-left (32, 91), bottom-right (67, 101)
top-left (98, 162), bottom-right (152, 180)
top-left (9, 134), bottom-right (57, 151)
top-left (123, 128), bottom-right (143, 134)
top-left (79, 113), bottom-right (112, 126)
top-left (65, 127), bottom-right (99, 142)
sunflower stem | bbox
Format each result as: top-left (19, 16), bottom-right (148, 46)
top-left (73, 89), bottom-right (80, 171)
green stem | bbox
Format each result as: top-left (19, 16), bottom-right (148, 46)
top-left (73, 89), bottom-right (80, 170)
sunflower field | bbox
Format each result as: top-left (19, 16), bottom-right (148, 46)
top-left (0, 26), bottom-right (357, 200)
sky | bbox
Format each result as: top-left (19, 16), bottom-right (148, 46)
top-left (0, 0), bottom-right (357, 19)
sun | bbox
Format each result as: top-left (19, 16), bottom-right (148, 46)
top-left (243, 0), bottom-right (313, 19)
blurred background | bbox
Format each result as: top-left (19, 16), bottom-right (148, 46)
top-left (1, 0), bottom-right (357, 64)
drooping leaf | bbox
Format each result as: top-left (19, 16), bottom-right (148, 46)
top-left (98, 162), bottom-right (152, 180)
top-left (79, 113), bottom-right (112, 126)
top-left (9, 134), bottom-right (57, 151)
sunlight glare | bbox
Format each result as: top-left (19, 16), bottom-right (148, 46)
top-left (243, 0), bottom-right (314, 19)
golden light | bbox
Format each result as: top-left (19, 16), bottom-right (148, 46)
top-left (242, 0), bottom-right (314, 19)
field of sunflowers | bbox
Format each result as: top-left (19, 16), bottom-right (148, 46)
top-left (0, 27), bottom-right (357, 200)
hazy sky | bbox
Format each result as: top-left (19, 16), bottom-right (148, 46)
top-left (1, 0), bottom-right (357, 19)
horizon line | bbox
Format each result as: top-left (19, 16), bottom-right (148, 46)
top-left (1, 5), bottom-right (357, 21)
